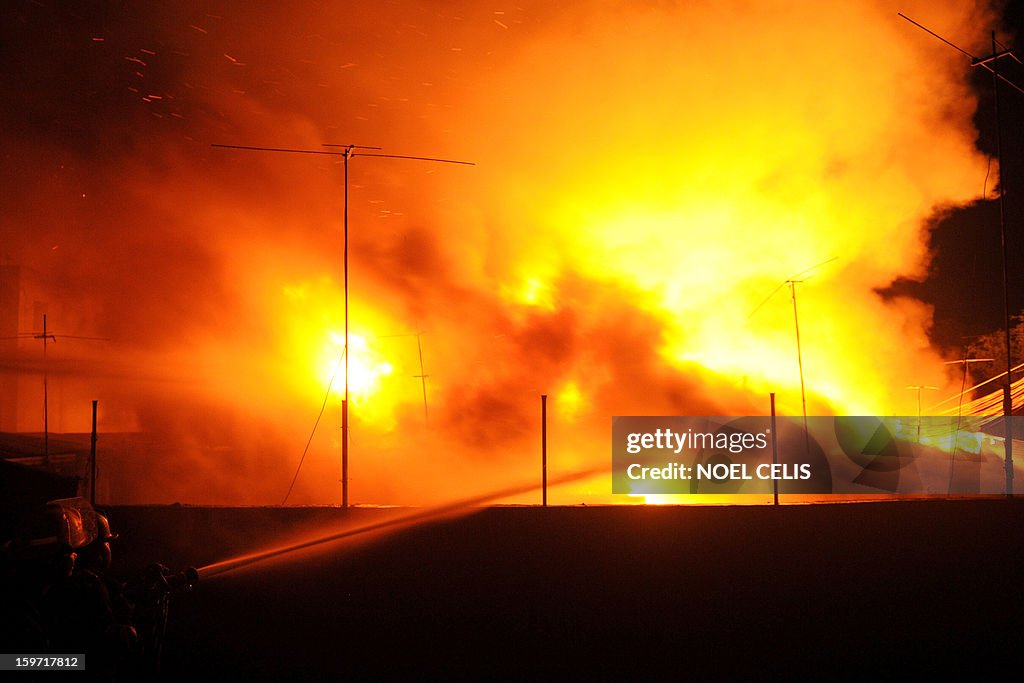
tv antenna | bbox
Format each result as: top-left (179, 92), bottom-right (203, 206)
top-left (899, 12), bottom-right (1024, 494)
top-left (2, 314), bottom-right (108, 461)
top-left (750, 257), bottom-right (837, 458)
top-left (379, 332), bottom-right (430, 425)
top-left (212, 142), bottom-right (473, 506)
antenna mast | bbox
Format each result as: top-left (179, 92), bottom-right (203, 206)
top-left (749, 258), bottom-right (835, 460)
top-left (213, 142), bottom-right (473, 506)
top-left (37, 315), bottom-right (54, 461)
top-left (414, 332), bottom-right (429, 425)
top-left (787, 280), bottom-right (811, 459)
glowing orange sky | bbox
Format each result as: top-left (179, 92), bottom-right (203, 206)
top-left (0, 1), bottom-right (1012, 504)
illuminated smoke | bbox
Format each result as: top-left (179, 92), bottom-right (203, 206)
top-left (0, 1), bottom-right (999, 503)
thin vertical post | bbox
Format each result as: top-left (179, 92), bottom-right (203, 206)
top-left (90, 400), bottom-right (98, 506)
top-left (416, 333), bottom-right (428, 424)
top-left (992, 30), bottom-right (1015, 496)
top-left (770, 392), bottom-right (779, 506)
top-left (1004, 385), bottom-right (1014, 496)
top-left (788, 281), bottom-right (811, 459)
top-left (343, 148), bottom-right (351, 508)
top-left (342, 398), bottom-right (348, 508)
top-left (905, 385), bottom-right (936, 442)
top-left (541, 394), bottom-right (548, 507)
top-left (917, 387), bottom-right (923, 442)
top-left (42, 314), bottom-right (48, 462)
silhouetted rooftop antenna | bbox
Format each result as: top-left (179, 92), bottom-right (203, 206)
top-left (898, 14), bottom-right (1024, 94)
top-left (3, 314), bottom-right (108, 461)
top-left (787, 280), bottom-right (811, 459)
top-left (213, 142), bottom-right (473, 507)
top-left (750, 257), bottom-right (836, 459)
top-left (379, 332), bottom-right (430, 425)
top-left (748, 257), bottom-right (837, 319)
top-left (415, 333), bottom-right (428, 424)
top-left (899, 12), bottom-right (1023, 494)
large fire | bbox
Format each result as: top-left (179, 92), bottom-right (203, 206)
top-left (0, 1), bottom-right (1008, 504)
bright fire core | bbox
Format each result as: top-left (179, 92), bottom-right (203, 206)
top-left (321, 332), bottom-right (393, 399)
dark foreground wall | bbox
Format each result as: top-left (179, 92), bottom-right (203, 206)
top-left (104, 501), bottom-right (1024, 680)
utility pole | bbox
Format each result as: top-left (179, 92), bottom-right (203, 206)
top-left (899, 13), bottom-right (1023, 495)
top-left (986, 31), bottom-right (1017, 496)
top-left (213, 142), bottom-right (473, 506)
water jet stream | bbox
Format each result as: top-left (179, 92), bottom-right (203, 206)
top-left (196, 466), bottom-right (604, 579)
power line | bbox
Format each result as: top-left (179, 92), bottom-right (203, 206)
top-left (747, 256), bottom-right (837, 319)
top-left (899, 13), bottom-right (1021, 494)
top-left (943, 356), bottom-right (994, 494)
top-left (898, 13), bottom-right (1024, 96)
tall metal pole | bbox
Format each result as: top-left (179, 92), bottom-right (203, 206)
top-left (788, 281), bottom-right (811, 459)
top-left (541, 394), bottom-right (548, 507)
top-left (42, 314), bottom-right (48, 462)
top-left (343, 146), bottom-right (351, 508)
top-left (212, 142), bottom-right (472, 507)
top-left (770, 392), bottom-right (779, 506)
top-left (341, 398), bottom-right (347, 507)
top-left (991, 31), bottom-right (1015, 496)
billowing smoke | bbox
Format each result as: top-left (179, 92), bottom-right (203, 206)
top-left (0, 1), bottom-right (1000, 504)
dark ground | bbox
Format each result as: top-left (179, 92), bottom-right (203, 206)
top-left (105, 501), bottom-right (1024, 681)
